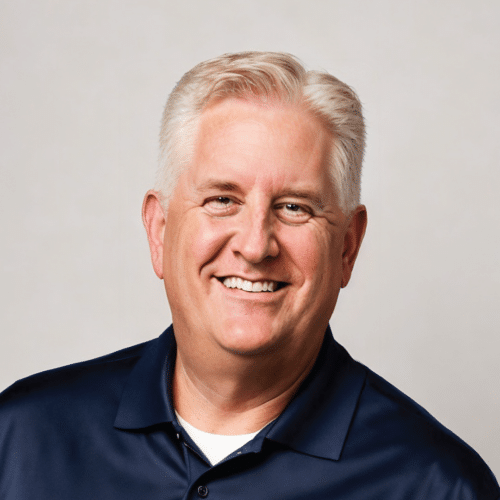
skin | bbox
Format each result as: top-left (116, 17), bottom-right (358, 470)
top-left (143, 98), bottom-right (367, 435)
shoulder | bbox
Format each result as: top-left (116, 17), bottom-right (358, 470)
top-left (346, 361), bottom-right (500, 497)
top-left (0, 338), bottom-right (163, 497)
top-left (0, 340), bottom-right (150, 425)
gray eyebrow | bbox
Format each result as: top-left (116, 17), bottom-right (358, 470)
top-left (278, 191), bottom-right (326, 210)
top-left (196, 180), bottom-right (241, 193)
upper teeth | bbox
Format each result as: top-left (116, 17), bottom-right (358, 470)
top-left (222, 277), bottom-right (277, 292)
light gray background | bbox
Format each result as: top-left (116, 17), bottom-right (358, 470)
top-left (1, 0), bottom-right (499, 474)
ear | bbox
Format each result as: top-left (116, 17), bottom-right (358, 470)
top-left (142, 190), bottom-right (167, 279)
top-left (341, 205), bottom-right (367, 288)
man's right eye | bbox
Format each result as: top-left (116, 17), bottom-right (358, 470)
top-left (212, 197), bottom-right (232, 206)
top-left (204, 196), bottom-right (237, 214)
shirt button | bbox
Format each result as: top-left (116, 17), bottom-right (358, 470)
top-left (197, 485), bottom-right (209, 498)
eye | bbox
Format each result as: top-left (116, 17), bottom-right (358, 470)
top-left (211, 196), bottom-right (233, 207)
top-left (285, 203), bottom-right (303, 213)
top-left (276, 203), bottom-right (312, 223)
top-left (204, 196), bottom-right (238, 215)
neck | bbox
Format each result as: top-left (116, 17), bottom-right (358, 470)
top-left (173, 334), bottom-right (323, 435)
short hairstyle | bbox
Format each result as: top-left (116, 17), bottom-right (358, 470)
top-left (155, 51), bottom-right (365, 214)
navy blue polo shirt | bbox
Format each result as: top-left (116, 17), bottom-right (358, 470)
top-left (1, 325), bottom-right (498, 499)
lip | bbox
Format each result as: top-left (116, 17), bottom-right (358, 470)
top-left (216, 275), bottom-right (289, 288)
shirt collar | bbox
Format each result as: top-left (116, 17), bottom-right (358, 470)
top-left (114, 325), bottom-right (366, 462)
top-left (265, 328), bottom-right (366, 461)
top-left (114, 326), bottom-right (177, 429)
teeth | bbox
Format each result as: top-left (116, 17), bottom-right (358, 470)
top-left (242, 280), bottom-right (252, 292)
top-left (221, 277), bottom-right (279, 292)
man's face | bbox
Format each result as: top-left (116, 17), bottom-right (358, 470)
top-left (145, 98), bottom-right (366, 362)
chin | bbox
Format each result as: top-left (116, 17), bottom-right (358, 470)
top-left (215, 320), bottom-right (284, 357)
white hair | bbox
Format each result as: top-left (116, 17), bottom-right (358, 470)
top-left (155, 51), bottom-right (365, 214)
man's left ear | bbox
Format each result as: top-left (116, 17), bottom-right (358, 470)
top-left (142, 190), bottom-right (167, 280)
top-left (341, 205), bottom-right (367, 288)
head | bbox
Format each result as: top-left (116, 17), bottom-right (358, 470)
top-left (143, 52), bottom-right (367, 374)
top-left (155, 51), bottom-right (365, 215)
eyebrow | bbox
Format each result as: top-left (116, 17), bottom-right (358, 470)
top-left (196, 180), bottom-right (327, 210)
top-left (196, 180), bottom-right (241, 193)
top-left (279, 191), bottom-right (326, 210)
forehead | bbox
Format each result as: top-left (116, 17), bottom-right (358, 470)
top-left (187, 98), bottom-right (333, 187)
top-left (198, 98), bottom-right (327, 147)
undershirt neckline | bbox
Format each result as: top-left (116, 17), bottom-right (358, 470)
top-left (175, 411), bottom-right (267, 465)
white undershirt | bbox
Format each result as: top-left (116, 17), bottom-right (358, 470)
top-left (175, 411), bottom-right (265, 465)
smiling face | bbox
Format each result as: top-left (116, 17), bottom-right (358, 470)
top-left (144, 98), bottom-right (366, 366)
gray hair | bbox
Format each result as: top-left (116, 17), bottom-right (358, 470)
top-left (155, 51), bottom-right (365, 214)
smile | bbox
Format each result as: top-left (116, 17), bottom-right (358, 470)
top-left (217, 277), bottom-right (287, 293)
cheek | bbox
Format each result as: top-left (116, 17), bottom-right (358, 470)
top-left (182, 215), bottom-right (233, 272)
top-left (280, 227), bottom-right (342, 283)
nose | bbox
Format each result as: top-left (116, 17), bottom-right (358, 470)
top-left (231, 207), bottom-right (279, 264)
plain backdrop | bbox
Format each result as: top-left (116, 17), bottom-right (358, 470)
top-left (1, 0), bottom-right (499, 474)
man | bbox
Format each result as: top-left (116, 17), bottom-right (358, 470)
top-left (0, 52), bottom-right (498, 499)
